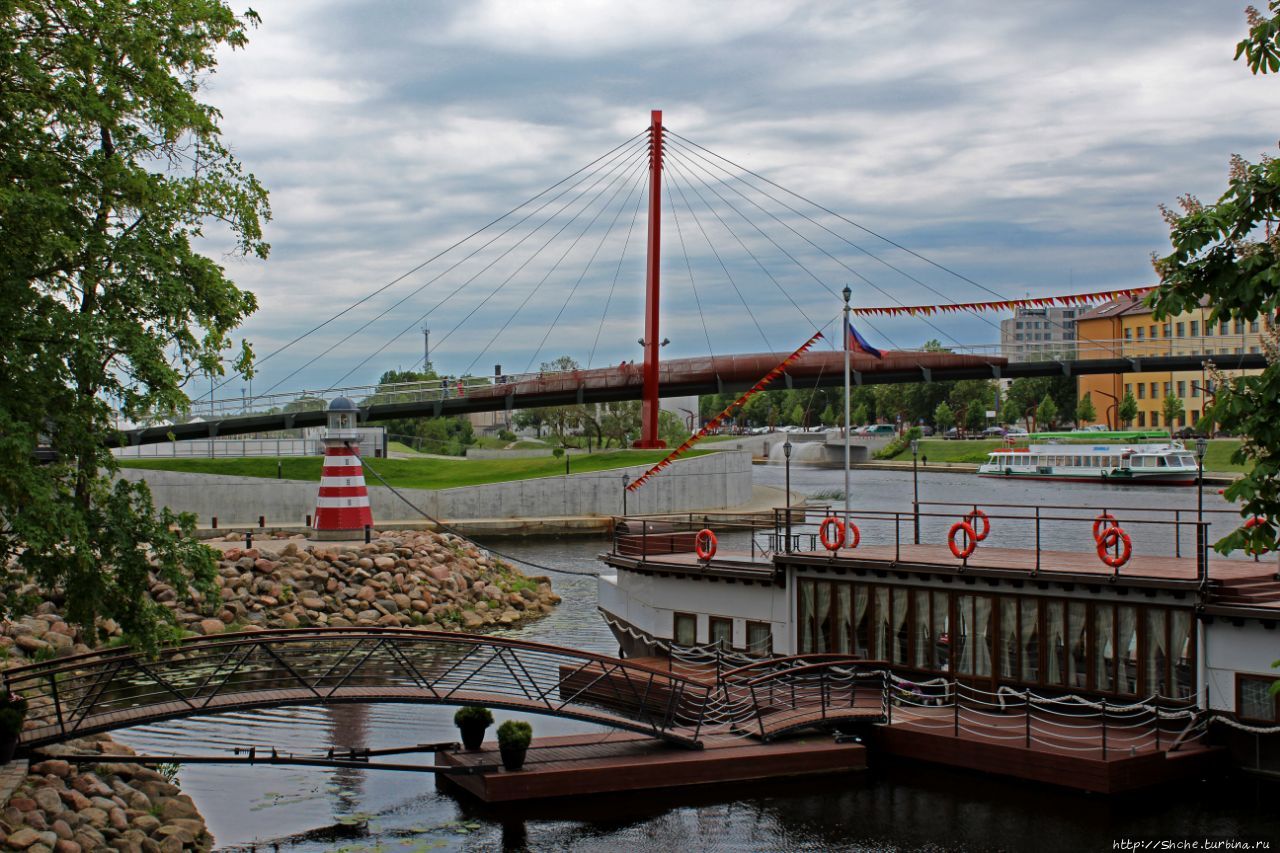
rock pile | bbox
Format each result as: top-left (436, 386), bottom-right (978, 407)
top-left (0, 530), bottom-right (560, 661)
top-left (0, 737), bottom-right (211, 852)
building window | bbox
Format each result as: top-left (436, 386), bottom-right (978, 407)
top-left (1125, 383), bottom-right (1132, 397)
top-left (1234, 320), bottom-right (1245, 335)
top-left (1138, 412), bottom-right (1146, 427)
top-left (1136, 328), bottom-right (1145, 340)
top-left (1176, 380), bottom-right (1186, 397)
top-left (1162, 323), bottom-right (1171, 337)
top-left (1137, 384), bottom-right (1145, 399)
top-left (1162, 382), bottom-right (1171, 398)
top-left (746, 621), bottom-right (773, 655)
top-left (1151, 412), bottom-right (1159, 427)
top-left (673, 612), bottom-right (697, 646)
top-left (1190, 320), bottom-right (1199, 337)
top-left (1124, 329), bottom-right (1133, 341)
top-left (1175, 322), bottom-right (1185, 337)
top-left (1238, 675), bottom-right (1279, 722)
top-left (1150, 382), bottom-right (1158, 399)
top-left (1220, 320), bottom-right (1230, 335)
top-left (709, 616), bottom-right (733, 650)
top-left (1191, 383), bottom-right (1200, 398)
top-left (1150, 324), bottom-right (1157, 338)
top-left (1250, 319), bottom-right (1260, 334)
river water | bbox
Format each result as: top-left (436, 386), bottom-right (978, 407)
top-left (115, 467), bottom-right (1280, 852)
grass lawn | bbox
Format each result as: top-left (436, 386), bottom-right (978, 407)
top-left (386, 440), bottom-right (423, 455)
top-left (881, 438), bottom-right (1249, 473)
top-left (119, 450), bottom-right (706, 490)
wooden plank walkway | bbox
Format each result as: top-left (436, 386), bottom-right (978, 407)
top-left (435, 731), bottom-right (868, 803)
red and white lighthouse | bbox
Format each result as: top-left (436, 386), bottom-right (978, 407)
top-left (312, 396), bottom-right (374, 540)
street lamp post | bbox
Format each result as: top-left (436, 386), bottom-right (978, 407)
top-left (911, 438), bottom-right (920, 544)
top-left (783, 438), bottom-right (793, 553)
top-left (1195, 436), bottom-right (1207, 586)
top-left (842, 285), bottom-right (852, 529)
top-left (623, 474), bottom-right (629, 517)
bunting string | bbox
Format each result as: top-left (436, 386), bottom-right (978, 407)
top-left (626, 331), bottom-right (824, 493)
top-left (847, 287), bottom-right (1152, 317)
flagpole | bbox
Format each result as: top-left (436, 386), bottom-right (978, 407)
top-left (842, 285), bottom-right (852, 528)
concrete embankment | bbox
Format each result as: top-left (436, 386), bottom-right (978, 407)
top-left (117, 451), bottom-right (753, 528)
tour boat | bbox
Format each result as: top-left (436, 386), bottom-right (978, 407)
top-left (977, 442), bottom-right (1198, 485)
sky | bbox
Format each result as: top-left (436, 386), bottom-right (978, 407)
top-left (195, 0), bottom-right (1276, 399)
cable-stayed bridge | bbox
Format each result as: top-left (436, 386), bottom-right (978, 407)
top-left (115, 112), bottom-right (1264, 448)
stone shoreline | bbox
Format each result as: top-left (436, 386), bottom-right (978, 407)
top-left (0, 528), bottom-right (562, 849)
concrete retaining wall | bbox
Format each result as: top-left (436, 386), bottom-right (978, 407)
top-left (115, 451), bottom-right (753, 525)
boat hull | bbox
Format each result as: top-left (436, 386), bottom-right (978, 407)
top-left (977, 471), bottom-right (1196, 486)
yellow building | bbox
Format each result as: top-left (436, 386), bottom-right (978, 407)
top-left (1075, 295), bottom-right (1263, 431)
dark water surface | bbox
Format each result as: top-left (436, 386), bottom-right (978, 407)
top-left (114, 469), bottom-right (1279, 851)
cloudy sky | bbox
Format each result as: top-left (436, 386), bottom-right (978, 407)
top-left (197, 0), bottom-right (1273, 397)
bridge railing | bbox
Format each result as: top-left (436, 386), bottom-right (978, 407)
top-left (1, 627), bottom-right (717, 748)
top-left (726, 660), bottom-right (891, 740)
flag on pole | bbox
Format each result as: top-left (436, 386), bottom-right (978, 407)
top-left (845, 321), bottom-right (883, 359)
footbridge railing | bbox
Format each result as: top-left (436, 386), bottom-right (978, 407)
top-left (1, 628), bottom-right (716, 749)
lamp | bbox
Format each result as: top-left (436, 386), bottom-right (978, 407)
top-left (783, 438), bottom-right (793, 552)
top-left (842, 285), bottom-right (852, 304)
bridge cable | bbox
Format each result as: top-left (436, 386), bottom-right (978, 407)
top-left (665, 156), bottom-right (825, 338)
top-left (204, 129), bottom-right (647, 400)
top-left (521, 165), bottom-right (649, 375)
top-left (464, 159), bottom-right (645, 378)
top-left (665, 141), bottom-right (963, 352)
top-left (585, 165), bottom-right (649, 371)
top-left (331, 144), bottom-right (649, 387)
top-left (437, 152), bottom-right (649, 373)
top-left (664, 170), bottom-right (716, 360)
top-left (259, 137), bottom-right (650, 396)
top-left (665, 157), bottom-right (774, 351)
top-left (357, 456), bottom-right (602, 577)
top-left (667, 131), bottom-right (1105, 355)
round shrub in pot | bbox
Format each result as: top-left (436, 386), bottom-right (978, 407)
top-left (496, 720), bottom-right (532, 771)
top-left (453, 706), bottom-right (494, 751)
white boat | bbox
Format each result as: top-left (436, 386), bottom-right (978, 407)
top-left (977, 442), bottom-right (1198, 485)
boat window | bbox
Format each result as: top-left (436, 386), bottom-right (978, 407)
top-left (746, 621), bottom-right (773, 655)
top-left (975, 596), bottom-right (994, 677)
top-left (1094, 603), bottom-right (1115, 692)
top-left (1019, 599), bottom-right (1040, 683)
top-left (1117, 606), bottom-right (1138, 695)
top-left (853, 586), bottom-right (871, 657)
top-left (913, 590), bottom-right (931, 669)
top-left (1144, 609), bottom-right (1168, 697)
top-left (709, 616), bottom-right (733, 651)
top-left (932, 590), bottom-right (950, 672)
top-left (874, 587), bottom-right (890, 660)
top-left (1157, 456), bottom-right (1168, 467)
top-left (893, 588), bottom-right (909, 666)
top-left (955, 595), bottom-right (973, 675)
top-left (1045, 601), bottom-right (1066, 686)
top-left (816, 581), bottom-right (833, 651)
top-left (674, 611), bottom-right (697, 647)
top-left (1067, 602), bottom-right (1088, 689)
top-left (834, 585), bottom-right (851, 654)
top-left (999, 598), bottom-right (1018, 679)
top-left (1172, 611), bottom-right (1193, 699)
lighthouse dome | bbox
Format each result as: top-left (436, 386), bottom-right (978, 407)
top-left (328, 396), bottom-right (358, 412)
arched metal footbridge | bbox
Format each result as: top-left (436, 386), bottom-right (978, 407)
top-left (2, 628), bottom-right (890, 751)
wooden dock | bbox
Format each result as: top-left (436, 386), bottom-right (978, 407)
top-left (435, 731), bottom-right (868, 803)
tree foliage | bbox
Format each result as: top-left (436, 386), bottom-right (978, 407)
top-left (1118, 391), bottom-right (1139, 427)
top-left (0, 1), bottom-right (269, 649)
top-left (1076, 393), bottom-right (1097, 425)
top-left (1150, 2), bottom-right (1280, 553)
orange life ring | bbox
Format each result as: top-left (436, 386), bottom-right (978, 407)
top-left (819, 516), bottom-right (846, 551)
top-left (1092, 512), bottom-right (1119, 544)
top-left (695, 528), bottom-right (717, 560)
top-left (1097, 525), bottom-right (1132, 568)
top-left (1243, 516), bottom-right (1272, 554)
top-left (846, 523), bottom-right (861, 550)
top-left (965, 508), bottom-right (990, 542)
top-left (948, 521), bottom-right (977, 559)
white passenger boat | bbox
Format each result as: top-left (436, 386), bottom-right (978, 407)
top-left (977, 442), bottom-right (1198, 485)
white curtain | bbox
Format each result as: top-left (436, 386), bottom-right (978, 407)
top-left (854, 588), bottom-right (869, 657)
top-left (800, 581), bottom-right (815, 654)
top-left (1020, 599), bottom-right (1040, 683)
top-left (1145, 609), bottom-right (1168, 697)
top-left (933, 592), bottom-right (950, 672)
top-left (1068, 603), bottom-right (1088, 688)
top-left (1045, 602), bottom-right (1065, 686)
top-left (1117, 606), bottom-right (1138, 694)
top-left (893, 589), bottom-right (909, 665)
top-left (914, 590), bottom-right (931, 668)
top-left (816, 582), bottom-right (831, 652)
top-left (975, 597), bottom-right (993, 677)
top-left (836, 585), bottom-right (852, 654)
top-left (1094, 604), bottom-right (1114, 692)
top-left (955, 596), bottom-right (972, 675)
top-left (1000, 598), bottom-right (1018, 679)
top-left (1170, 611), bottom-right (1194, 699)
top-left (875, 588), bottom-right (889, 660)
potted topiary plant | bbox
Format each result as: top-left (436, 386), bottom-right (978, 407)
top-left (496, 719), bottom-right (532, 771)
top-left (453, 706), bottom-right (494, 751)
top-left (0, 691), bottom-right (27, 765)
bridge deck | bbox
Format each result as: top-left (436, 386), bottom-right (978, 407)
top-left (435, 731), bottom-right (868, 803)
top-left (20, 685), bottom-right (704, 750)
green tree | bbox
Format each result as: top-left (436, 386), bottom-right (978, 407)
top-left (934, 401), bottom-right (956, 433)
top-left (820, 404), bottom-right (835, 426)
top-left (1161, 393), bottom-right (1185, 432)
top-left (999, 398), bottom-right (1023, 429)
top-left (1035, 395), bottom-right (1059, 431)
top-left (850, 403), bottom-right (869, 428)
top-left (1150, 4), bottom-right (1280, 554)
top-left (1076, 393), bottom-right (1097, 425)
top-left (1118, 391), bottom-right (1139, 428)
top-left (0, 1), bottom-right (269, 649)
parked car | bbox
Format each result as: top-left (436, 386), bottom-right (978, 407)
top-left (981, 426), bottom-right (1005, 437)
top-left (918, 425), bottom-right (934, 437)
top-left (1005, 427), bottom-right (1029, 437)
top-left (865, 424), bottom-right (897, 436)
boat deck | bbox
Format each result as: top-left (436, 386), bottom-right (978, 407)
top-left (611, 544), bottom-right (1279, 599)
